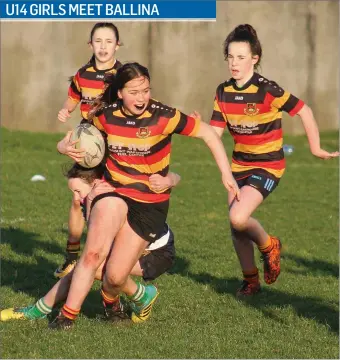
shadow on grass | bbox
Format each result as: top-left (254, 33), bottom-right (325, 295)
top-left (1, 227), bottom-right (64, 299)
top-left (283, 253), bottom-right (339, 278)
top-left (167, 255), bottom-right (191, 275)
top-left (1, 227), bottom-right (107, 320)
top-left (170, 255), bottom-right (339, 334)
top-left (4, 228), bottom-right (338, 330)
top-left (1, 227), bottom-right (64, 257)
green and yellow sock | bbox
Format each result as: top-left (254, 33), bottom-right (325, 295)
top-left (26, 298), bottom-right (52, 319)
top-left (128, 282), bottom-right (147, 305)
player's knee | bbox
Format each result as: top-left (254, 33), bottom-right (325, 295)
top-left (229, 211), bottom-right (248, 232)
top-left (104, 271), bottom-right (127, 288)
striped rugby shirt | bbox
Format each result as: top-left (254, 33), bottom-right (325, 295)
top-left (68, 60), bottom-right (122, 120)
top-left (210, 72), bottom-right (304, 180)
top-left (93, 99), bottom-right (200, 203)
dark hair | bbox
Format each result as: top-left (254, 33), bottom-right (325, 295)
top-left (68, 22), bottom-right (121, 82)
top-left (115, 62), bottom-right (150, 90)
top-left (88, 62), bottom-right (150, 119)
top-left (64, 163), bottom-right (104, 184)
top-left (89, 22), bottom-right (120, 44)
top-left (223, 24), bottom-right (262, 70)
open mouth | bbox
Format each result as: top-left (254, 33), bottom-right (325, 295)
top-left (134, 104), bottom-right (145, 111)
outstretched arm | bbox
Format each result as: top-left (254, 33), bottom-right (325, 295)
top-left (297, 104), bottom-right (339, 159)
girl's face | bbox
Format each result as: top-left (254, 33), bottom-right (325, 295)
top-left (118, 76), bottom-right (151, 116)
top-left (227, 42), bottom-right (259, 83)
top-left (68, 178), bottom-right (92, 203)
top-left (90, 27), bottom-right (119, 66)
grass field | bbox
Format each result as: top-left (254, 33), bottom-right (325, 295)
top-left (1, 127), bottom-right (339, 359)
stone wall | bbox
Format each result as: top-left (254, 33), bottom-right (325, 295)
top-left (1, 1), bottom-right (338, 134)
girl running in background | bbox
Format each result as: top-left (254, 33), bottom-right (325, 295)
top-left (209, 24), bottom-right (339, 296)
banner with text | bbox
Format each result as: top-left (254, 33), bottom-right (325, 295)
top-left (0, 0), bottom-right (216, 20)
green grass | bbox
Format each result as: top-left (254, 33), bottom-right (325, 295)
top-left (1, 127), bottom-right (339, 359)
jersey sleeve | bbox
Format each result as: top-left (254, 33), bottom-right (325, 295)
top-left (68, 71), bottom-right (81, 104)
top-left (210, 84), bottom-right (228, 128)
top-left (162, 109), bottom-right (201, 137)
top-left (210, 95), bottom-right (228, 128)
top-left (92, 111), bottom-right (106, 132)
top-left (268, 81), bottom-right (304, 116)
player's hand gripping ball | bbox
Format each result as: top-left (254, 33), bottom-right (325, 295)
top-left (71, 123), bottom-right (105, 168)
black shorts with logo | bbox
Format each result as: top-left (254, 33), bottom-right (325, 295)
top-left (139, 226), bottom-right (175, 281)
top-left (90, 192), bottom-right (169, 243)
top-left (234, 170), bottom-right (280, 199)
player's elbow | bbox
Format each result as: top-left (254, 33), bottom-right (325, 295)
top-left (201, 126), bottom-right (218, 146)
top-left (195, 121), bottom-right (212, 140)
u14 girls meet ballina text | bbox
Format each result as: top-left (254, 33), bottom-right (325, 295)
top-left (5, 3), bottom-right (160, 17)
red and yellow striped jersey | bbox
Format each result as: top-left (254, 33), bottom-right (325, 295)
top-left (93, 99), bottom-right (200, 203)
top-left (68, 60), bottom-right (122, 120)
top-left (210, 72), bottom-right (304, 180)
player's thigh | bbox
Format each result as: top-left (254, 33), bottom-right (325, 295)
top-left (82, 196), bottom-right (127, 256)
top-left (105, 220), bottom-right (149, 282)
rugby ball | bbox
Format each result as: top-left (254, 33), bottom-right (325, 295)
top-left (70, 123), bottom-right (105, 168)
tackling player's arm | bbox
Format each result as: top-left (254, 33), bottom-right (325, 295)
top-left (167, 172), bottom-right (181, 187)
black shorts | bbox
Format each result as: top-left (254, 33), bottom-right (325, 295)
top-left (139, 227), bottom-right (175, 281)
top-left (234, 170), bottom-right (280, 199)
top-left (91, 192), bottom-right (169, 243)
